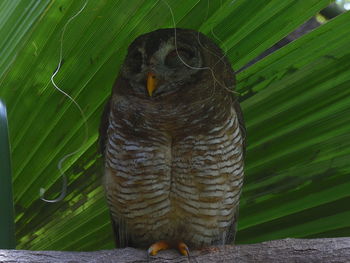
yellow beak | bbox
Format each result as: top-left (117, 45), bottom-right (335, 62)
top-left (147, 72), bottom-right (157, 97)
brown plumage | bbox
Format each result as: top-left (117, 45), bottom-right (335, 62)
top-left (99, 28), bottom-right (245, 250)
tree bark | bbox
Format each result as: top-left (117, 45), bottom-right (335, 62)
top-left (1, 238), bottom-right (350, 263)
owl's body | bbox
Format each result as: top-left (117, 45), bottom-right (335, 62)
top-left (100, 28), bottom-right (245, 249)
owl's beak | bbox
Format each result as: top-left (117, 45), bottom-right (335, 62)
top-left (147, 72), bottom-right (157, 97)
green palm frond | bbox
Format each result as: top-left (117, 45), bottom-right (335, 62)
top-left (0, 0), bottom-right (349, 250)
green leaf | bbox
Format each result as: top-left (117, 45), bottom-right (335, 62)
top-left (0, 0), bottom-right (348, 251)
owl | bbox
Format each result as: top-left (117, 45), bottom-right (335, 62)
top-left (99, 28), bottom-right (245, 256)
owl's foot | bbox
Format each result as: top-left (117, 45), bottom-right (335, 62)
top-left (147, 241), bottom-right (170, 256)
top-left (147, 241), bottom-right (190, 256)
top-left (177, 241), bottom-right (190, 256)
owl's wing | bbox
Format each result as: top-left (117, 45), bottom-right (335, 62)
top-left (99, 75), bottom-right (127, 155)
top-left (225, 67), bottom-right (246, 156)
top-left (233, 97), bottom-right (246, 157)
top-left (99, 97), bottom-right (111, 156)
top-left (224, 206), bottom-right (240, 244)
top-left (99, 99), bottom-right (132, 248)
top-left (109, 211), bottom-right (132, 248)
top-left (224, 98), bottom-right (246, 245)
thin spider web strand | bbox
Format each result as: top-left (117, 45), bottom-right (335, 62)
top-left (40, 0), bottom-right (90, 203)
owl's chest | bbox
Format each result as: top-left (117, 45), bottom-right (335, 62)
top-left (104, 110), bottom-right (243, 246)
top-left (113, 95), bottom-right (231, 138)
top-left (105, 106), bottom-right (240, 196)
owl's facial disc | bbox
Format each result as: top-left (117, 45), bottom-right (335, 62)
top-left (123, 31), bottom-right (203, 98)
top-left (145, 42), bottom-right (201, 97)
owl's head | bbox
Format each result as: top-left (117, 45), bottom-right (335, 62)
top-left (119, 28), bottom-right (231, 99)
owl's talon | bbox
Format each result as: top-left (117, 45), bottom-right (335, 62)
top-left (148, 240), bottom-right (170, 256)
top-left (177, 241), bottom-right (190, 256)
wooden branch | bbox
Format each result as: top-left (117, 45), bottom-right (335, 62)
top-left (1, 238), bottom-right (350, 263)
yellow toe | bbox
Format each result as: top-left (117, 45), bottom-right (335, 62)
top-left (177, 241), bottom-right (190, 256)
top-left (148, 241), bottom-right (170, 256)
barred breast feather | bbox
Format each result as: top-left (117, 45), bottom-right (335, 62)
top-left (102, 93), bottom-right (245, 248)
